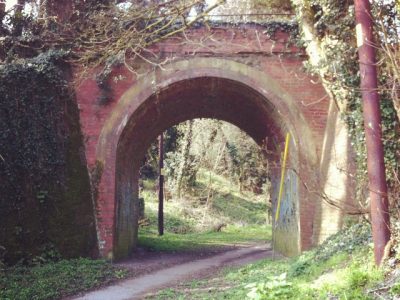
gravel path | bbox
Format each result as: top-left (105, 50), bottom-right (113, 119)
top-left (71, 243), bottom-right (273, 300)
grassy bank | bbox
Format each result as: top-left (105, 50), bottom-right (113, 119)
top-left (138, 169), bottom-right (270, 251)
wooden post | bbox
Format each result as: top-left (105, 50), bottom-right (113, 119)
top-left (158, 133), bottom-right (164, 236)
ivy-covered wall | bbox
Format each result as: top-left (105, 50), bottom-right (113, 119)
top-left (0, 51), bottom-right (97, 264)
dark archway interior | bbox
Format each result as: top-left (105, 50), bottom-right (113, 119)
top-left (114, 76), bottom-right (292, 259)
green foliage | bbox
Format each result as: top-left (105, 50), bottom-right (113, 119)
top-left (313, 222), bottom-right (372, 261)
top-left (246, 273), bottom-right (295, 300)
top-left (390, 282), bottom-right (400, 295)
top-left (348, 268), bottom-right (370, 289)
top-left (0, 258), bottom-right (128, 300)
top-left (345, 79), bottom-right (400, 195)
top-left (390, 220), bottom-right (400, 261)
top-left (0, 51), bottom-right (68, 195)
top-left (288, 222), bottom-right (371, 277)
top-left (287, 251), bottom-right (313, 278)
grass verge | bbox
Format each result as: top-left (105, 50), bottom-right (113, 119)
top-left (0, 258), bottom-right (129, 300)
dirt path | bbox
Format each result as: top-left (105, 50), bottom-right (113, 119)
top-left (72, 243), bottom-right (273, 300)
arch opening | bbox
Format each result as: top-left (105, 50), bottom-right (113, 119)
top-left (137, 118), bottom-right (273, 249)
top-left (112, 76), bottom-right (301, 259)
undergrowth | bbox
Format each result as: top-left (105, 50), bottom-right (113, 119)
top-left (288, 222), bottom-right (372, 277)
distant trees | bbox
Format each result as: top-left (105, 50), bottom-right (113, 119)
top-left (141, 119), bottom-right (270, 199)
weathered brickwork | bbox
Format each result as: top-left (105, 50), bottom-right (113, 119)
top-left (74, 25), bottom-right (354, 259)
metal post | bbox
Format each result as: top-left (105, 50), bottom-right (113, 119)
top-left (158, 133), bottom-right (164, 236)
top-left (355, 0), bottom-right (390, 265)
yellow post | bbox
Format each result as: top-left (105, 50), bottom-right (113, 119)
top-left (275, 133), bottom-right (290, 223)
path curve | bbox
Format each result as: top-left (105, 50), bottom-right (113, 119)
top-left (72, 243), bottom-right (273, 300)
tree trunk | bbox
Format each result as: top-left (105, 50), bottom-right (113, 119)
top-left (175, 120), bottom-right (194, 198)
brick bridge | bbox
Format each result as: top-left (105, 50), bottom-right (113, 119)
top-left (75, 24), bottom-right (356, 260)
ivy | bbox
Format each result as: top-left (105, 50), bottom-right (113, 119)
top-left (294, 0), bottom-right (400, 203)
top-left (0, 50), bottom-right (68, 210)
top-left (0, 50), bottom-right (96, 264)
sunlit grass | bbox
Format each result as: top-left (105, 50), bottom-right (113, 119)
top-left (139, 224), bottom-right (271, 252)
top-left (138, 169), bottom-right (270, 252)
top-left (146, 224), bottom-right (383, 300)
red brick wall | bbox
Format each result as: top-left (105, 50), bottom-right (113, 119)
top-left (74, 25), bottom-right (331, 258)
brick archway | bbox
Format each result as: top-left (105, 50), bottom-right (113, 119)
top-left (91, 58), bottom-right (319, 259)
